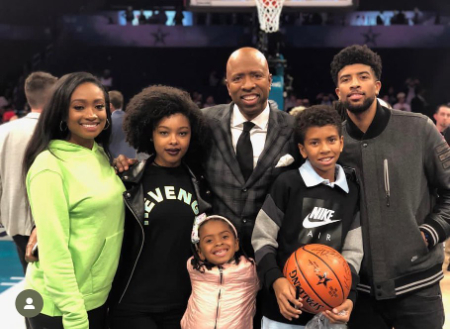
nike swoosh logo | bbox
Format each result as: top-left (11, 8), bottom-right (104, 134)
top-left (303, 215), bottom-right (341, 229)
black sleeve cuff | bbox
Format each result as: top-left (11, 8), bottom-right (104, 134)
top-left (419, 220), bottom-right (444, 248)
top-left (265, 268), bottom-right (284, 291)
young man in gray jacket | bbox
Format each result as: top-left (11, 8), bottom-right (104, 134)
top-left (332, 45), bottom-right (449, 329)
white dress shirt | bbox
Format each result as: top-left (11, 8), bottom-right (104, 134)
top-left (231, 103), bottom-right (270, 168)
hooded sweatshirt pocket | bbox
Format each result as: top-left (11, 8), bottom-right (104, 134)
top-left (91, 229), bottom-right (124, 292)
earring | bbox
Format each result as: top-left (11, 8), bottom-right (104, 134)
top-left (59, 121), bottom-right (67, 132)
top-left (103, 119), bottom-right (110, 130)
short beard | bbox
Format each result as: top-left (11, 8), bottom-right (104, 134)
top-left (342, 96), bottom-right (375, 114)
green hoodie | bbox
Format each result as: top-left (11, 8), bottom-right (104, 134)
top-left (25, 140), bottom-right (125, 329)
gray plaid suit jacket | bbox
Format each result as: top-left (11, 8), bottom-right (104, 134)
top-left (203, 101), bottom-right (300, 255)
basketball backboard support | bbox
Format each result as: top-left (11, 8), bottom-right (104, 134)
top-left (187, 0), bottom-right (358, 12)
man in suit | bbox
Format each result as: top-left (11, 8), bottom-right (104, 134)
top-left (203, 47), bottom-right (300, 257)
top-left (112, 47), bottom-right (299, 257)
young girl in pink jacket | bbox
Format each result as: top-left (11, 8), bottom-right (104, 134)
top-left (181, 214), bottom-right (259, 329)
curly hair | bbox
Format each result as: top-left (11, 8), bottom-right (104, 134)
top-left (123, 85), bottom-right (210, 169)
top-left (330, 44), bottom-right (382, 86)
top-left (294, 105), bottom-right (342, 145)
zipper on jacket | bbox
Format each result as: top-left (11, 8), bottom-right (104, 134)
top-left (383, 159), bottom-right (390, 207)
top-left (214, 267), bottom-right (223, 329)
top-left (118, 197), bottom-right (146, 303)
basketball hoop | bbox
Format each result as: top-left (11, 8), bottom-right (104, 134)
top-left (255, 0), bottom-right (285, 33)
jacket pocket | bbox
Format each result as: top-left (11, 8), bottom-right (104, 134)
top-left (91, 230), bottom-right (124, 292)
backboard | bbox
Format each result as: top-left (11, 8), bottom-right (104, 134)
top-left (187, 0), bottom-right (358, 11)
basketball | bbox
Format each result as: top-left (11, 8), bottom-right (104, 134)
top-left (283, 244), bottom-right (352, 314)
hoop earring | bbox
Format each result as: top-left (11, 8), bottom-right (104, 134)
top-left (59, 121), bottom-right (67, 132)
top-left (103, 119), bottom-right (110, 130)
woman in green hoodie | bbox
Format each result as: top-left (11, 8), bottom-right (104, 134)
top-left (23, 72), bottom-right (125, 329)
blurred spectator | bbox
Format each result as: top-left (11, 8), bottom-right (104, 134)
top-left (209, 70), bottom-right (220, 87)
top-left (321, 94), bottom-right (334, 106)
top-left (288, 106), bottom-right (306, 116)
top-left (100, 69), bottom-right (113, 90)
top-left (155, 8), bottom-right (168, 25)
top-left (376, 12), bottom-right (385, 25)
top-left (109, 90), bottom-right (136, 159)
top-left (124, 6), bottom-right (135, 25)
top-left (355, 15), bottom-right (365, 26)
top-left (435, 12), bottom-right (441, 25)
top-left (324, 13), bottom-right (337, 26)
top-left (315, 92), bottom-right (325, 104)
top-left (378, 97), bottom-right (393, 110)
top-left (381, 95), bottom-right (392, 108)
top-left (0, 96), bottom-right (7, 108)
top-left (138, 9), bottom-right (147, 25)
top-left (393, 92), bottom-right (411, 112)
top-left (192, 91), bottom-right (203, 107)
top-left (2, 105), bottom-right (16, 123)
top-left (294, 99), bottom-right (303, 107)
top-left (173, 6), bottom-right (184, 26)
top-left (405, 78), bottom-right (420, 104)
top-left (203, 95), bottom-right (216, 108)
top-left (310, 13), bottom-right (323, 25)
top-left (294, 13), bottom-right (303, 26)
top-left (391, 10), bottom-right (408, 25)
top-left (315, 92), bottom-right (334, 106)
top-left (412, 7), bottom-right (423, 25)
top-left (284, 94), bottom-right (297, 111)
top-left (433, 104), bottom-right (450, 134)
top-left (386, 86), bottom-right (397, 105)
top-left (411, 86), bottom-right (428, 115)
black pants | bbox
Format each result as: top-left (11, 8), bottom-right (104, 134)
top-left (349, 283), bottom-right (445, 329)
top-left (12, 234), bottom-right (30, 274)
top-left (29, 304), bottom-right (107, 329)
top-left (13, 234), bottom-right (31, 329)
top-left (109, 306), bottom-right (185, 329)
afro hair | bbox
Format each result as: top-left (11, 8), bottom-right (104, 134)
top-left (330, 44), bottom-right (382, 86)
top-left (123, 85), bottom-right (210, 168)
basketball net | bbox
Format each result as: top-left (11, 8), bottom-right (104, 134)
top-left (255, 0), bottom-right (285, 33)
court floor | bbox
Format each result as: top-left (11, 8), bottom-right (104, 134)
top-left (0, 240), bottom-right (449, 328)
top-left (0, 240), bottom-right (26, 328)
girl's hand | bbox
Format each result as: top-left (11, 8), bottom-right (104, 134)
top-left (323, 299), bottom-right (353, 324)
top-left (113, 154), bottom-right (137, 173)
top-left (273, 278), bottom-right (303, 321)
top-left (25, 228), bottom-right (38, 263)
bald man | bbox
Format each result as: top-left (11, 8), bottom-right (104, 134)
top-left (202, 47), bottom-right (300, 257)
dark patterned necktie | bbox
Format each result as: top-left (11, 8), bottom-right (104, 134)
top-left (236, 121), bottom-right (255, 181)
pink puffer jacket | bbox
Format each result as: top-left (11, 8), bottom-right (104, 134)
top-left (181, 256), bottom-right (259, 329)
